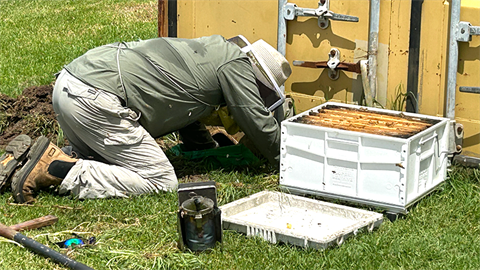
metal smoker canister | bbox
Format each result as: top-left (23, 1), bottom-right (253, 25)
top-left (180, 195), bottom-right (216, 251)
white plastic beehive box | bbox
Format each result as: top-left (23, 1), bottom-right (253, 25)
top-left (280, 102), bottom-right (451, 214)
top-left (220, 191), bottom-right (383, 249)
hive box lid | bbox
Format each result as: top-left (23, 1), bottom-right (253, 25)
top-left (220, 191), bottom-right (383, 249)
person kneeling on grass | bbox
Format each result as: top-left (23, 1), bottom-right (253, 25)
top-left (0, 35), bottom-right (292, 203)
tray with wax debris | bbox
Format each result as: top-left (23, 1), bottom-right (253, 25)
top-left (220, 191), bottom-right (383, 249)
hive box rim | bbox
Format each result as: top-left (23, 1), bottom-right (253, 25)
top-left (285, 101), bottom-right (450, 141)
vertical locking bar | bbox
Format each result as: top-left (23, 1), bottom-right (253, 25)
top-left (367, 0), bottom-right (380, 107)
top-left (446, 0), bottom-right (461, 120)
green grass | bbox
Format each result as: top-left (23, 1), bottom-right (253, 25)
top-left (0, 0), bottom-right (158, 97)
top-left (2, 1), bottom-right (480, 269)
top-left (1, 166), bottom-right (480, 270)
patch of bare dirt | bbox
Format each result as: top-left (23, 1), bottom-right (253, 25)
top-left (0, 84), bottom-right (60, 148)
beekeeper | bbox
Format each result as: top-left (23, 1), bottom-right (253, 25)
top-left (6, 35), bottom-right (292, 203)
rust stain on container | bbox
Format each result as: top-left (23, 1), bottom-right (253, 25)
top-left (292, 105), bottom-right (440, 138)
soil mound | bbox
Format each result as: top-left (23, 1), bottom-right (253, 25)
top-left (0, 85), bottom-right (59, 148)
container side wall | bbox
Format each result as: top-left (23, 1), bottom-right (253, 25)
top-left (384, 0), bottom-right (411, 111)
top-left (416, 0), bottom-right (449, 118)
top-left (177, 0), bottom-right (278, 47)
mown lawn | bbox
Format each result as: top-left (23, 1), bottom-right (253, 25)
top-left (1, 165), bottom-right (479, 270)
top-left (1, 1), bottom-right (480, 270)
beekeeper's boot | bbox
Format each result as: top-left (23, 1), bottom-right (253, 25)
top-left (11, 136), bottom-right (78, 203)
top-left (0, 134), bottom-right (32, 193)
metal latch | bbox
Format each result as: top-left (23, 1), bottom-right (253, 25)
top-left (327, 48), bottom-right (341, 79)
top-left (457, 21), bottom-right (480, 94)
top-left (293, 48), bottom-right (362, 80)
top-left (457, 21), bottom-right (480, 42)
top-left (284, 0), bottom-right (359, 29)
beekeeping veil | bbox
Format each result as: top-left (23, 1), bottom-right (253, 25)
top-left (228, 35), bottom-right (292, 111)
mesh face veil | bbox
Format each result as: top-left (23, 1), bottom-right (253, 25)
top-left (227, 35), bottom-right (291, 111)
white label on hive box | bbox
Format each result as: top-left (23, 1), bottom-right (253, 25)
top-left (418, 158), bottom-right (431, 190)
top-left (330, 166), bottom-right (356, 189)
top-left (418, 167), bottom-right (429, 190)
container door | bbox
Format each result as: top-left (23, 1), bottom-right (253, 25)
top-left (453, 1), bottom-right (480, 158)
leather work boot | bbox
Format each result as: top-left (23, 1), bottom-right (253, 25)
top-left (0, 135), bottom-right (32, 193)
top-left (11, 136), bottom-right (78, 203)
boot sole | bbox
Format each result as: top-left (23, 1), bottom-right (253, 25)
top-left (0, 135), bottom-right (32, 192)
top-left (11, 136), bottom-right (50, 203)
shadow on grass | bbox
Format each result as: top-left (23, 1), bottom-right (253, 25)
top-left (167, 151), bottom-right (276, 181)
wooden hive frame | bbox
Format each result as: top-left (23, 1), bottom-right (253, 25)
top-left (292, 105), bottom-right (440, 138)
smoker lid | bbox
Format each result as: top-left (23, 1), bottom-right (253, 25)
top-left (181, 196), bottom-right (215, 216)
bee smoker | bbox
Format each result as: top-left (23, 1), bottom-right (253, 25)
top-left (177, 181), bottom-right (222, 251)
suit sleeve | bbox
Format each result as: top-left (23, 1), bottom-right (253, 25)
top-left (217, 58), bottom-right (280, 166)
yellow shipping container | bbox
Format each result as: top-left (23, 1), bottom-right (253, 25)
top-left (166, 0), bottom-right (480, 158)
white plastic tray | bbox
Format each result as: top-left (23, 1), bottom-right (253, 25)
top-left (220, 191), bottom-right (383, 249)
